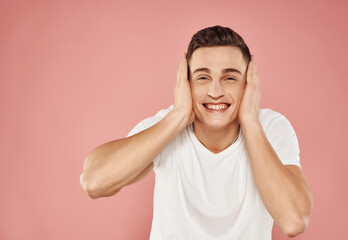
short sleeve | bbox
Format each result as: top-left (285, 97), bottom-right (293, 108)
top-left (264, 113), bottom-right (302, 168)
top-left (126, 105), bottom-right (174, 169)
top-left (126, 121), bottom-right (147, 138)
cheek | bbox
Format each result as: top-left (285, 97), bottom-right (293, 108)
top-left (234, 87), bottom-right (244, 97)
top-left (236, 88), bottom-right (246, 102)
top-left (226, 85), bottom-right (245, 101)
top-left (190, 85), bottom-right (204, 100)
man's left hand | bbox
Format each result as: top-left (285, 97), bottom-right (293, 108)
top-left (237, 55), bottom-right (261, 125)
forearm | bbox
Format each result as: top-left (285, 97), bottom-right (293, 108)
top-left (241, 119), bottom-right (312, 235)
top-left (81, 110), bottom-right (187, 198)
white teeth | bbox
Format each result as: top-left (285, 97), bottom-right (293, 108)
top-left (205, 104), bottom-right (229, 110)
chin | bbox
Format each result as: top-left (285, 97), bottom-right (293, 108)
top-left (206, 120), bottom-right (234, 130)
top-left (195, 116), bottom-right (233, 130)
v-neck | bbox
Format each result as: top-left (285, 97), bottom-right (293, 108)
top-left (188, 123), bottom-right (243, 159)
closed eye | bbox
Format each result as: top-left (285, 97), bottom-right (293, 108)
top-left (197, 77), bottom-right (236, 81)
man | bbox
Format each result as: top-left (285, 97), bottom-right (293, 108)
top-left (80, 25), bottom-right (313, 239)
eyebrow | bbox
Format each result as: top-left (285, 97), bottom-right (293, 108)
top-left (192, 67), bottom-right (242, 76)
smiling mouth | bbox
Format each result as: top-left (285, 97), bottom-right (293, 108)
top-left (203, 103), bottom-right (231, 111)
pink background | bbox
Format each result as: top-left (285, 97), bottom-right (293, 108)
top-left (1, 0), bottom-right (347, 239)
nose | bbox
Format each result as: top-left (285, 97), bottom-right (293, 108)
top-left (207, 80), bottom-right (225, 98)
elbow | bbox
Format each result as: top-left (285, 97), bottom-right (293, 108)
top-left (80, 172), bottom-right (102, 199)
top-left (283, 215), bottom-right (310, 238)
top-left (284, 191), bottom-right (313, 238)
top-left (79, 172), bottom-right (122, 199)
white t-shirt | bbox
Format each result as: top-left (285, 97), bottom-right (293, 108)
top-left (127, 105), bottom-right (301, 240)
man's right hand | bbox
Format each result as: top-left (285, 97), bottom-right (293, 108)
top-left (174, 53), bottom-right (195, 127)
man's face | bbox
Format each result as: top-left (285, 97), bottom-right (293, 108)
top-left (188, 46), bottom-right (248, 130)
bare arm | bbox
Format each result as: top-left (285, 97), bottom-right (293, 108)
top-left (238, 56), bottom-right (312, 237)
top-left (80, 53), bottom-right (195, 199)
top-left (241, 119), bottom-right (312, 237)
top-left (80, 110), bottom-right (187, 199)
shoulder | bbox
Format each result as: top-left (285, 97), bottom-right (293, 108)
top-left (140, 104), bottom-right (174, 127)
top-left (258, 108), bottom-right (285, 123)
top-left (257, 108), bottom-right (291, 130)
top-left (258, 108), bottom-right (298, 144)
top-left (258, 108), bottom-right (302, 167)
top-left (155, 104), bottom-right (175, 118)
top-left (126, 105), bottom-right (174, 137)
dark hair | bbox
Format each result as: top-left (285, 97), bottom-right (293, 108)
top-left (186, 25), bottom-right (251, 71)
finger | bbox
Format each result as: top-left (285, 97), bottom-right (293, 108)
top-left (177, 54), bottom-right (185, 86)
top-left (254, 65), bottom-right (260, 88)
top-left (178, 53), bottom-right (188, 86)
top-left (251, 57), bottom-right (260, 89)
top-left (179, 54), bottom-right (184, 82)
top-left (182, 53), bottom-right (188, 81)
top-left (251, 58), bottom-right (256, 81)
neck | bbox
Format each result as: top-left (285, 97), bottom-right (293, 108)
top-left (193, 120), bottom-right (240, 154)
